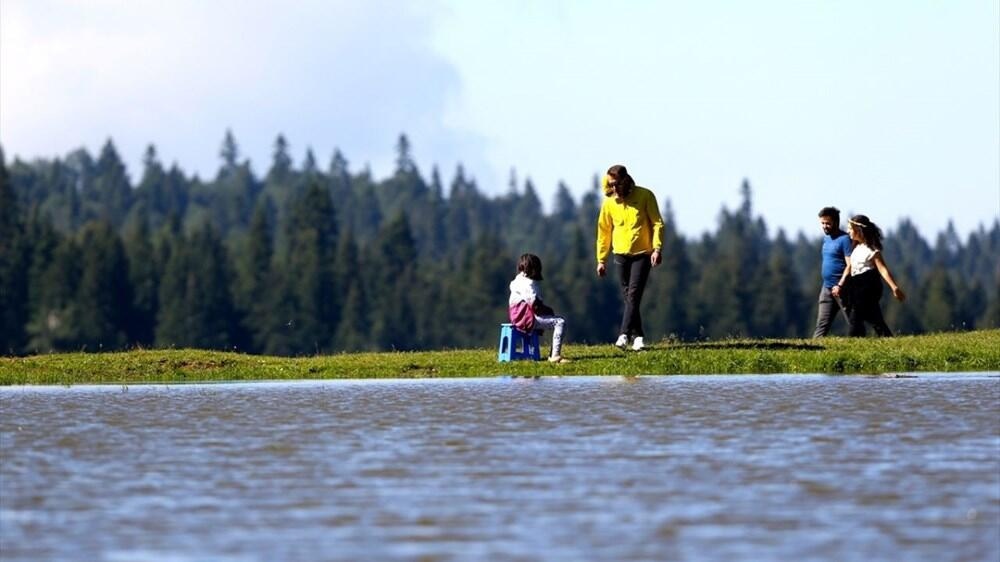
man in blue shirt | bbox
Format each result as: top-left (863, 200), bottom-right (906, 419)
top-left (813, 206), bottom-right (853, 337)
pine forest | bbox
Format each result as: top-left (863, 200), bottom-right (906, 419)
top-left (1, 132), bottom-right (998, 356)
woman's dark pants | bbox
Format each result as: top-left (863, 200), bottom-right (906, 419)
top-left (615, 253), bottom-right (652, 338)
top-left (847, 270), bottom-right (893, 337)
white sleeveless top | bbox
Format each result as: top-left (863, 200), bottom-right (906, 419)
top-left (849, 243), bottom-right (878, 276)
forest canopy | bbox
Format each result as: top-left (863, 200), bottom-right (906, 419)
top-left (1, 133), bottom-right (997, 356)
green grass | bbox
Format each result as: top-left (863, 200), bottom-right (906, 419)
top-left (2, 330), bottom-right (999, 385)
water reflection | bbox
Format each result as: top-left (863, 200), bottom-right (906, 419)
top-left (2, 375), bottom-right (998, 561)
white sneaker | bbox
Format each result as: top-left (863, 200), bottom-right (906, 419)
top-left (632, 337), bottom-right (645, 351)
top-left (614, 334), bottom-right (629, 349)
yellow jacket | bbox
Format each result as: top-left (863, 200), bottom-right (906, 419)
top-left (596, 185), bottom-right (664, 263)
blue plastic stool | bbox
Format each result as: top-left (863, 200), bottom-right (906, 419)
top-left (498, 323), bottom-right (542, 362)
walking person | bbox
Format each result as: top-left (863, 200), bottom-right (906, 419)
top-left (595, 164), bottom-right (664, 351)
top-left (813, 206), bottom-right (853, 337)
top-left (831, 215), bottom-right (906, 336)
top-left (509, 253), bottom-right (570, 363)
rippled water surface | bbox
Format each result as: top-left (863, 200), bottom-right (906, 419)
top-left (2, 374), bottom-right (998, 561)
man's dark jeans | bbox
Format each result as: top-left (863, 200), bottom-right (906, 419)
top-left (615, 253), bottom-right (652, 338)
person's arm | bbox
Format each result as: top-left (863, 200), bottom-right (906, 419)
top-left (831, 260), bottom-right (851, 298)
top-left (646, 190), bottom-right (664, 266)
top-left (873, 252), bottom-right (906, 301)
top-left (596, 201), bottom-right (613, 276)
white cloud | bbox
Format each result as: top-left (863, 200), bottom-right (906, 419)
top-left (1, 0), bottom-right (488, 183)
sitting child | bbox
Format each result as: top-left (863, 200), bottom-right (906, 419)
top-left (508, 253), bottom-right (569, 363)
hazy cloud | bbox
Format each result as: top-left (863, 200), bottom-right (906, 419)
top-left (1, 0), bottom-right (489, 182)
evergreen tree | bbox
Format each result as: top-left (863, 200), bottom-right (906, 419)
top-left (162, 165), bottom-right (190, 228)
top-left (0, 148), bottom-right (29, 354)
top-left (259, 134), bottom-right (298, 249)
top-left (237, 198), bottom-right (276, 353)
top-left (752, 230), bottom-right (804, 337)
top-left (24, 207), bottom-right (61, 323)
top-left (26, 234), bottom-right (80, 352)
top-left (444, 166), bottom-right (472, 248)
top-left (956, 278), bottom-right (984, 331)
top-left (421, 165), bottom-right (447, 258)
top-left (128, 145), bottom-right (167, 231)
top-left (124, 215), bottom-right (158, 346)
top-left (302, 148), bottom-right (318, 177)
top-left (335, 283), bottom-right (370, 351)
top-left (508, 178), bottom-right (544, 253)
top-left (185, 223), bottom-right (238, 349)
top-left (327, 149), bottom-right (355, 238)
top-left (156, 224), bottom-right (237, 349)
top-left (445, 234), bottom-right (512, 348)
top-left (921, 268), bottom-right (959, 332)
top-left (379, 134), bottom-right (428, 241)
top-left (348, 167), bottom-right (382, 244)
top-left (370, 213), bottom-right (418, 350)
top-left (220, 129), bottom-right (240, 172)
top-left (394, 133), bottom-right (417, 176)
top-left (281, 182), bottom-right (338, 353)
top-left (645, 202), bottom-right (695, 340)
top-left (63, 148), bottom-right (97, 230)
top-left (694, 181), bottom-right (767, 338)
top-left (83, 139), bottom-right (132, 226)
top-left (209, 132), bottom-right (258, 234)
top-left (553, 181), bottom-right (576, 222)
top-left (576, 174), bottom-right (602, 234)
top-left (332, 228), bottom-right (370, 351)
top-left (549, 225), bottom-right (618, 343)
top-left (980, 274), bottom-right (1000, 329)
top-left (270, 135), bottom-right (293, 180)
top-left (75, 221), bottom-right (131, 350)
top-left (32, 158), bottom-right (80, 231)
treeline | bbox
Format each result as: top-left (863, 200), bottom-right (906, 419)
top-left (1, 133), bottom-right (998, 356)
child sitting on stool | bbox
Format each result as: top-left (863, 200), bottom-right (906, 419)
top-left (508, 253), bottom-right (569, 363)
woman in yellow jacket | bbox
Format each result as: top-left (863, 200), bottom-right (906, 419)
top-left (596, 164), bottom-right (664, 351)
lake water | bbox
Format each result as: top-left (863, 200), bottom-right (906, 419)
top-left (1, 374), bottom-right (998, 561)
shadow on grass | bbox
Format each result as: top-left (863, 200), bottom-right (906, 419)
top-left (564, 353), bottom-right (628, 361)
top-left (671, 342), bottom-right (826, 351)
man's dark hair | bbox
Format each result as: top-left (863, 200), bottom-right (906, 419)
top-left (517, 253), bottom-right (544, 280)
top-left (818, 206), bottom-right (840, 223)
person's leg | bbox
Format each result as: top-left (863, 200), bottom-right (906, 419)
top-left (835, 295), bottom-right (850, 331)
top-left (847, 295), bottom-right (867, 337)
top-left (813, 286), bottom-right (836, 337)
top-left (615, 254), bottom-right (634, 338)
top-left (867, 302), bottom-right (893, 337)
top-left (533, 315), bottom-right (566, 357)
top-left (626, 256), bottom-right (652, 338)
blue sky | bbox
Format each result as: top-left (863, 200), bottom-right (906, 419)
top-left (2, 0), bottom-right (997, 238)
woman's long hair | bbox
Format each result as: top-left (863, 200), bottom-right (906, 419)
top-left (603, 164), bottom-right (635, 198)
top-left (849, 214), bottom-right (883, 251)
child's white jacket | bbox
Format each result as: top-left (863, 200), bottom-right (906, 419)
top-left (508, 272), bottom-right (540, 332)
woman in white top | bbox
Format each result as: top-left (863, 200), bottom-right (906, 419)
top-left (831, 215), bottom-right (906, 336)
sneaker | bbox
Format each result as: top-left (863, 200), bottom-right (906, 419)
top-left (614, 334), bottom-right (629, 349)
top-left (548, 355), bottom-right (571, 363)
top-left (632, 337), bottom-right (645, 351)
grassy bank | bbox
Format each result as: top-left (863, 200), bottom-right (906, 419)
top-left (2, 330), bottom-right (998, 385)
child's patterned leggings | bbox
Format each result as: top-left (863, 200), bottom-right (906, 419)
top-left (534, 315), bottom-right (565, 357)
